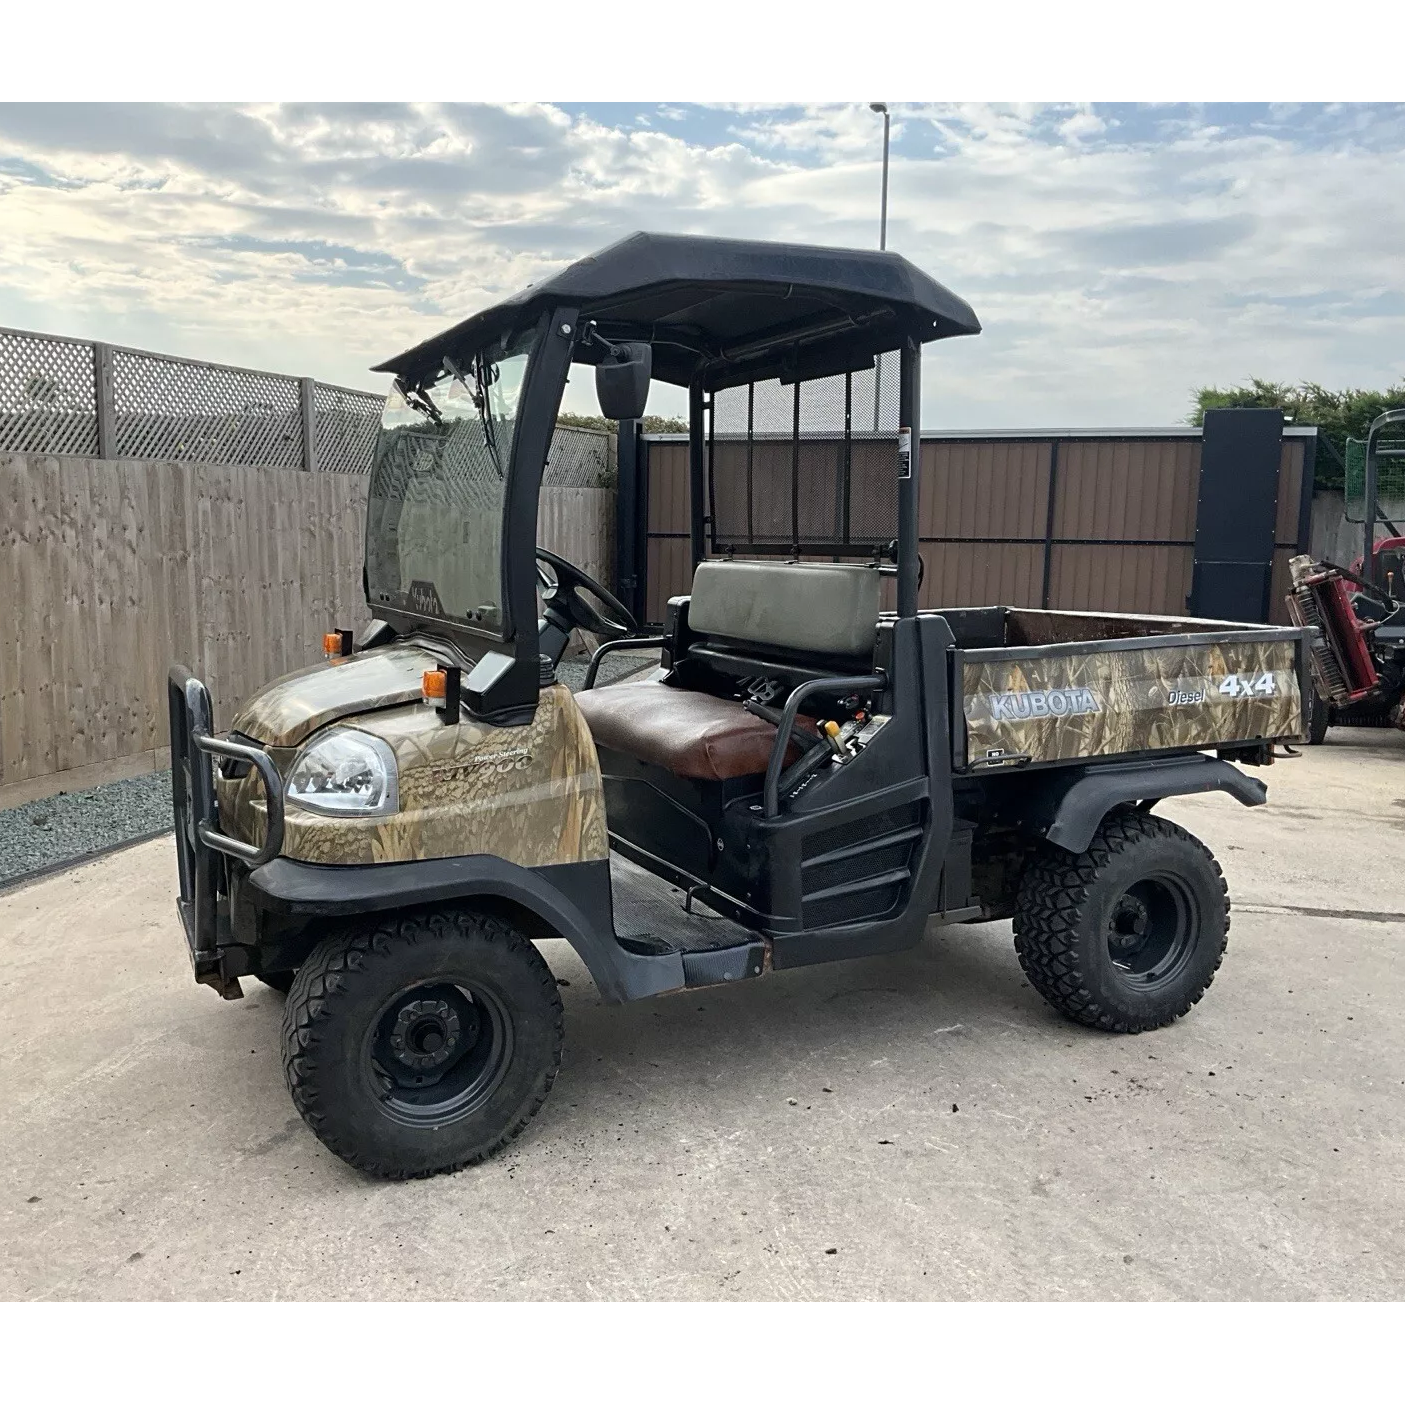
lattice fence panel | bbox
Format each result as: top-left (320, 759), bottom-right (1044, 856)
top-left (313, 381), bottom-right (383, 473)
top-left (0, 329), bottom-right (100, 456)
top-left (111, 349), bottom-right (303, 468)
top-left (544, 425), bottom-right (615, 487)
top-left (2, 326), bottom-right (627, 491)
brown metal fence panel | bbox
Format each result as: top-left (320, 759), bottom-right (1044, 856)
top-left (915, 440), bottom-right (1051, 610)
top-left (644, 441), bottom-right (690, 623)
top-left (1044, 439), bottom-right (1200, 614)
top-left (920, 440), bottom-right (1051, 541)
top-left (646, 537), bottom-right (693, 626)
top-left (921, 542), bottom-right (1046, 609)
top-left (646, 441), bottom-right (690, 534)
top-left (1274, 439), bottom-right (1305, 545)
top-left (642, 428), bottom-right (1316, 625)
top-left (1053, 439), bottom-right (1199, 541)
top-left (1269, 549), bottom-right (1297, 626)
top-left (1047, 543), bottom-right (1195, 614)
top-left (1266, 439), bottom-right (1308, 624)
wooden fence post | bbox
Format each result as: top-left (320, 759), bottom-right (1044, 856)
top-left (94, 342), bottom-right (116, 460)
top-left (300, 377), bottom-right (318, 472)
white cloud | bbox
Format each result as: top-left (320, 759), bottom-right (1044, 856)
top-left (0, 101), bottom-right (1402, 427)
top-left (1059, 109), bottom-right (1106, 142)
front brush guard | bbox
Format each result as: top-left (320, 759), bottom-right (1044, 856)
top-left (168, 665), bottom-right (285, 992)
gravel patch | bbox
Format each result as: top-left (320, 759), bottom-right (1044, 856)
top-left (0, 645), bottom-right (661, 887)
top-left (556, 645), bottom-right (660, 693)
top-left (0, 770), bottom-right (174, 888)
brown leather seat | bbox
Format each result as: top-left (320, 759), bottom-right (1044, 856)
top-left (575, 679), bottom-right (806, 782)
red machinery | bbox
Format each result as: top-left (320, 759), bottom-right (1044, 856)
top-left (1286, 409), bottom-right (1405, 741)
top-left (1286, 555), bottom-right (1382, 705)
top-left (1351, 535), bottom-right (1405, 597)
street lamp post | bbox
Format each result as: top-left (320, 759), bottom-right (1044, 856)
top-left (869, 102), bottom-right (891, 430)
top-left (869, 101), bottom-right (890, 250)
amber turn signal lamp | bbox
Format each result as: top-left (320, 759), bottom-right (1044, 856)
top-left (324, 629), bottom-right (353, 659)
top-left (422, 666), bottom-right (462, 725)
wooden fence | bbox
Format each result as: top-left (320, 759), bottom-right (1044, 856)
top-left (0, 450), bottom-right (615, 806)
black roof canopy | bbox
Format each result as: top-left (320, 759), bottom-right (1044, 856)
top-left (373, 231), bottom-right (981, 392)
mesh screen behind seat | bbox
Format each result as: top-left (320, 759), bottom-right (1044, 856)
top-left (708, 353), bottom-right (900, 557)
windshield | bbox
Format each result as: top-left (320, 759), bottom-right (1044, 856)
top-left (365, 324), bottom-right (537, 634)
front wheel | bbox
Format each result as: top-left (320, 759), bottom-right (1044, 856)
top-left (1013, 811), bottom-right (1228, 1033)
top-left (282, 908), bottom-right (563, 1179)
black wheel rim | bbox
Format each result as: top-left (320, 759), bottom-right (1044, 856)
top-left (1105, 871), bottom-right (1199, 990)
top-left (363, 980), bottom-right (514, 1128)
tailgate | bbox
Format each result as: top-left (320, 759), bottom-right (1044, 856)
top-left (957, 627), bottom-right (1306, 768)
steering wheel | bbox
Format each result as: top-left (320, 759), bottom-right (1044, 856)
top-left (535, 547), bottom-right (639, 643)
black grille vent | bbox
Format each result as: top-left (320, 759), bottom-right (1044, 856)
top-left (801, 802), bottom-right (920, 862)
top-left (799, 802), bottom-right (923, 929)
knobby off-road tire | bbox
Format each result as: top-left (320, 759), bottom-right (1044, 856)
top-left (281, 908), bottom-right (564, 1179)
top-left (1012, 811), bottom-right (1229, 1033)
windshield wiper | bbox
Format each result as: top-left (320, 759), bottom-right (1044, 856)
top-left (441, 355), bottom-right (505, 481)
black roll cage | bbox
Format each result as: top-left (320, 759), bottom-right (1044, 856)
top-left (368, 234), bottom-right (983, 718)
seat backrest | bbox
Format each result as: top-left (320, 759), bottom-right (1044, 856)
top-left (688, 560), bottom-right (881, 659)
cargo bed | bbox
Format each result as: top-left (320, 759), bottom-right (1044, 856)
top-left (931, 606), bottom-right (1307, 770)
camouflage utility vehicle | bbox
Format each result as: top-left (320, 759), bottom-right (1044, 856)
top-left (169, 233), bottom-right (1311, 1178)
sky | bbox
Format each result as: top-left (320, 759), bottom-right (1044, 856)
top-left (1, 101), bottom-right (1402, 429)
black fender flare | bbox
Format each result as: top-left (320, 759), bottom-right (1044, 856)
top-left (1025, 755), bottom-right (1267, 854)
top-left (244, 853), bottom-right (683, 1003)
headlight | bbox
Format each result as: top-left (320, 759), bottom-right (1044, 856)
top-left (287, 729), bottom-right (398, 817)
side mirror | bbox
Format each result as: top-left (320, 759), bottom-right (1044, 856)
top-left (595, 341), bottom-right (652, 421)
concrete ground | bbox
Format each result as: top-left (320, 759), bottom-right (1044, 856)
top-left (2, 728), bottom-right (1402, 1301)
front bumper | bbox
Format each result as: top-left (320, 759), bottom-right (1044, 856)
top-left (168, 665), bottom-right (286, 995)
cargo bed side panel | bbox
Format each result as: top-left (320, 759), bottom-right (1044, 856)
top-left (962, 637), bottom-right (1302, 766)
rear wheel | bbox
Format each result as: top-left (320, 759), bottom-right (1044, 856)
top-left (281, 908), bottom-right (564, 1179)
top-left (1306, 686), bottom-right (1331, 745)
top-left (1013, 811), bottom-right (1228, 1033)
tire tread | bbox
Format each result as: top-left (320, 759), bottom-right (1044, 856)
top-left (281, 909), bottom-right (563, 1180)
top-left (1012, 810), bottom-right (1229, 1034)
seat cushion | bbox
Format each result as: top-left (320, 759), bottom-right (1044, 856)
top-left (689, 560), bottom-right (881, 659)
top-left (575, 679), bottom-right (806, 782)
